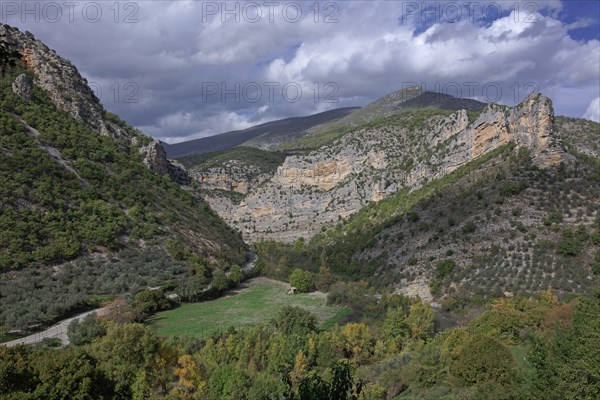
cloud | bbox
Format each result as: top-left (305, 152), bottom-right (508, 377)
top-left (4, 0), bottom-right (599, 141)
top-left (583, 97), bottom-right (600, 122)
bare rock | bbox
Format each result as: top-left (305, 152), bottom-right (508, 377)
top-left (140, 141), bottom-right (191, 185)
top-left (11, 73), bottom-right (32, 101)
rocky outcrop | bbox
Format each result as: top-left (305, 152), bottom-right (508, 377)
top-left (207, 92), bottom-right (564, 243)
top-left (139, 141), bottom-right (191, 185)
top-left (0, 24), bottom-right (118, 137)
top-left (1, 23), bottom-right (190, 185)
top-left (188, 159), bottom-right (274, 195)
top-left (11, 74), bottom-right (32, 101)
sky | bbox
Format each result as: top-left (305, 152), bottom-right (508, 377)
top-left (2, 0), bottom-right (599, 143)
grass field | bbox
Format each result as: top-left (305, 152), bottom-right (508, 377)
top-left (147, 278), bottom-right (351, 339)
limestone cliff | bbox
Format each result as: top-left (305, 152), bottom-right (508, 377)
top-left (204, 92), bottom-right (565, 243)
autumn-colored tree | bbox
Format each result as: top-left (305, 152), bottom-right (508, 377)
top-left (405, 300), bottom-right (435, 341)
top-left (342, 323), bottom-right (373, 364)
top-left (170, 354), bottom-right (207, 400)
top-left (100, 299), bottom-right (137, 324)
top-left (290, 351), bottom-right (310, 387)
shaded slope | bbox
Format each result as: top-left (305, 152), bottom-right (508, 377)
top-left (163, 107), bottom-right (359, 158)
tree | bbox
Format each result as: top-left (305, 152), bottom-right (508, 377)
top-left (101, 299), bottom-right (137, 324)
top-left (211, 269), bottom-right (230, 292)
top-left (170, 354), bottom-right (207, 400)
top-left (436, 259), bottom-right (456, 279)
top-left (166, 238), bottom-right (188, 261)
top-left (450, 335), bottom-right (515, 386)
top-left (558, 229), bottom-right (579, 257)
top-left (297, 360), bottom-right (362, 400)
top-left (382, 307), bottom-right (409, 347)
top-left (547, 290), bottom-right (600, 399)
top-left (228, 265), bottom-right (243, 285)
top-left (342, 323), bottom-right (373, 364)
top-left (593, 250), bottom-right (600, 275)
top-left (67, 312), bottom-right (106, 345)
top-left (274, 306), bottom-right (317, 336)
top-left (315, 264), bottom-right (334, 292)
top-left (290, 351), bottom-right (310, 387)
top-left (0, 346), bottom-right (35, 395)
top-left (92, 323), bottom-right (162, 398)
top-left (289, 268), bottom-right (314, 293)
top-left (133, 289), bottom-right (172, 316)
top-left (405, 300), bottom-right (435, 341)
top-left (207, 365), bottom-right (249, 400)
top-left (29, 347), bottom-right (113, 399)
top-left (247, 373), bottom-right (287, 400)
top-left (0, 39), bottom-right (20, 77)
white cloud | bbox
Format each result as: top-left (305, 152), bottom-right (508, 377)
top-left (4, 0), bottom-right (599, 141)
top-left (583, 97), bottom-right (600, 122)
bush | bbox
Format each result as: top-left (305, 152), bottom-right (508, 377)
top-left (436, 260), bottom-right (456, 279)
top-left (67, 313), bottom-right (105, 345)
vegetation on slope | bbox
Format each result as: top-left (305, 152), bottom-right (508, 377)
top-left (178, 146), bottom-right (285, 175)
top-left (0, 66), bottom-right (246, 270)
top-left (279, 108), bottom-right (458, 152)
top-left (0, 63), bottom-right (249, 332)
top-left (256, 139), bottom-right (600, 301)
top-left (255, 143), bottom-right (517, 278)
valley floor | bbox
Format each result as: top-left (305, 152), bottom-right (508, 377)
top-left (147, 277), bottom-right (350, 339)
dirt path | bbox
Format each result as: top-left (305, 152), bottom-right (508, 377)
top-left (1, 308), bottom-right (107, 347)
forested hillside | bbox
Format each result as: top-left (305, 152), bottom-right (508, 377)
top-left (0, 28), bottom-right (247, 331)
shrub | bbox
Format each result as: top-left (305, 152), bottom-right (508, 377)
top-left (67, 313), bottom-right (105, 345)
top-left (436, 260), bottom-right (456, 279)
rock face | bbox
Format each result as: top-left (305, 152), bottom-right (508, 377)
top-left (1, 23), bottom-right (187, 184)
top-left (11, 74), bottom-right (32, 101)
top-left (206, 92), bottom-right (565, 243)
top-left (139, 141), bottom-right (191, 185)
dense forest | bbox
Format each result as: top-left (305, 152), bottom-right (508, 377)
top-left (1, 284), bottom-right (598, 399)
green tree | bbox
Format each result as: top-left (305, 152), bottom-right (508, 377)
top-left (92, 323), bottom-right (162, 399)
top-left (382, 307), bottom-right (409, 346)
top-left (289, 268), bottom-right (314, 293)
top-left (274, 306), bottom-right (317, 336)
top-left (133, 289), bottom-right (172, 316)
top-left (315, 264), bottom-right (334, 292)
top-left (67, 312), bottom-right (106, 345)
top-left (450, 335), bottom-right (515, 386)
top-left (207, 364), bottom-right (249, 400)
top-left (436, 259), bottom-right (456, 279)
top-left (297, 360), bottom-right (361, 400)
top-left (558, 229), bottom-right (579, 257)
top-left (228, 265), bottom-right (243, 285)
top-left (211, 269), bottom-right (230, 292)
top-left (247, 373), bottom-right (287, 400)
top-left (30, 347), bottom-right (113, 399)
top-left (549, 290), bottom-right (600, 399)
top-left (405, 300), bottom-right (435, 341)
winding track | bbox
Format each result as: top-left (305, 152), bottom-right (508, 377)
top-left (1, 252), bottom-right (258, 347)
